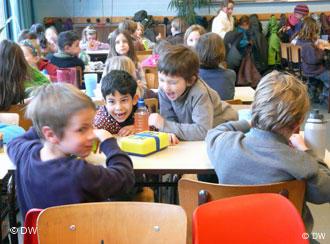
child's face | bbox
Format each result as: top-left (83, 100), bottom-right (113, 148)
top-left (171, 24), bottom-right (177, 36)
top-left (21, 46), bottom-right (39, 67)
top-left (115, 34), bottom-right (129, 56)
top-left (187, 31), bottom-right (201, 48)
top-left (224, 3), bottom-right (234, 16)
top-left (87, 33), bottom-right (97, 42)
top-left (57, 108), bottom-right (96, 158)
top-left (135, 26), bottom-right (143, 38)
top-left (241, 23), bottom-right (250, 30)
top-left (105, 91), bottom-right (138, 122)
top-left (158, 72), bottom-right (188, 101)
top-left (64, 40), bottom-right (81, 56)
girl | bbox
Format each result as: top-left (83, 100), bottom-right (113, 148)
top-left (134, 22), bottom-right (161, 50)
top-left (196, 33), bottom-right (236, 100)
top-left (0, 40), bottom-right (50, 99)
top-left (212, 0), bottom-right (235, 39)
top-left (20, 39), bottom-right (58, 82)
top-left (295, 17), bottom-right (329, 104)
top-left (183, 24), bottom-right (206, 49)
top-left (80, 26), bottom-right (110, 51)
top-left (108, 29), bottom-right (148, 97)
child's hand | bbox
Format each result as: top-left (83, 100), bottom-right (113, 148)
top-left (148, 113), bottom-right (164, 129)
top-left (118, 125), bottom-right (135, 137)
top-left (169, 133), bottom-right (179, 145)
top-left (93, 129), bottom-right (114, 142)
top-left (156, 33), bottom-right (162, 41)
top-left (137, 79), bottom-right (147, 89)
top-left (289, 134), bottom-right (309, 151)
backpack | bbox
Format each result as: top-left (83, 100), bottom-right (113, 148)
top-left (133, 10), bottom-right (148, 22)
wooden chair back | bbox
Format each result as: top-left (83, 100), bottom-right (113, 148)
top-left (145, 98), bottom-right (159, 113)
top-left (137, 50), bottom-right (153, 62)
top-left (37, 202), bottom-right (187, 244)
top-left (143, 66), bottom-right (159, 89)
top-left (280, 42), bottom-right (291, 61)
top-left (0, 104), bottom-right (32, 130)
top-left (179, 178), bottom-right (306, 244)
top-left (291, 45), bottom-right (302, 63)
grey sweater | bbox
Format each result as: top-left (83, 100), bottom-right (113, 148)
top-left (159, 79), bottom-right (238, 141)
top-left (206, 120), bottom-right (330, 231)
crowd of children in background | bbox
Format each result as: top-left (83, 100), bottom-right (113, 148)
top-left (1, 3), bottom-right (330, 240)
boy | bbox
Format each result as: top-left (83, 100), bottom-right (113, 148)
top-left (7, 83), bottom-right (135, 217)
top-left (148, 45), bottom-right (238, 141)
top-left (94, 70), bottom-right (138, 136)
top-left (206, 71), bottom-right (330, 232)
top-left (166, 18), bottom-right (187, 45)
top-left (49, 30), bottom-right (85, 71)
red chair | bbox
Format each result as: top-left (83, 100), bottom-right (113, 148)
top-left (24, 208), bottom-right (42, 244)
top-left (193, 193), bottom-right (308, 244)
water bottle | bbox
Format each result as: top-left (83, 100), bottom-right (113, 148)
top-left (134, 98), bottom-right (149, 133)
top-left (304, 109), bottom-right (327, 160)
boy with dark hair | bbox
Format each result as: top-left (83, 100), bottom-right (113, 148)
top-left (49, 30), bottom-right (85, 70)
top-left (94, 70), bottom-right (138, 136)
top-left (148, 45), bottom-right (238, 141)
top-left (7, 83), bottom-right (134, 217)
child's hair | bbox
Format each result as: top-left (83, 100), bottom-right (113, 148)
top-left (108, 29), bottom-right (137, 63)
top-left (57, 30), bottom-right (80, 51)
top-left (296, 16), bottom-right (320, 42)
top-left (118, 20), bottom-right (138, 35)
top-left (0, 40), bottom-right (28, 110)
top-left (82, 25), bottom-right (97, 42)
top-left (221, 0), bottom-right (235, 8)
top-left (30, 23), bottom-right (45, 34)
top-left (238, 15), bottom-right (250, 26)
top-left (18, 30), bottom-right (38, 42)
top-left (20, 39), bottom-right (40, 57)
top-left (152, 40), bottom-right (171, 55)
top-left (158, 45), bottom-right (199, 85)
top-left (26, 83), bottom-right (96, 139)
top-left (101, 70), bottom-right (137, 99)
top-left (195, 32), bottom-right (225, 68)
top-left (183, 24), bottom-right (206, 46)
top-left (251, 71), bottom-right (310, 132)
top-left (103, 56), bottom-right (137, 79)
top-left (136, 22), bottom-right (144, 33)
top-left (171, 17), bottom-right (188, 33)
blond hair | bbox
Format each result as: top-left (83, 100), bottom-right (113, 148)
top-left (103, 56), bottom-right (137, 79)
top-left (251, 71), bottom-right (310, 132)
top-left (183, 24), bottom-right (206, 46)
top-left (26, 83), bottom-right (96, 139)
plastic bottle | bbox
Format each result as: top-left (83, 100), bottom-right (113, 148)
top-left (134, 98), bottom-right (149, 133)
top-left (304, 109), bottom-right (327, 160)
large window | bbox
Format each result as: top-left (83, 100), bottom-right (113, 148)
top-left (0, 0), bottom-right (6, 39)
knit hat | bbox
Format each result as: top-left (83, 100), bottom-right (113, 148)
top-left (294, 4), bottom-right (309, 17)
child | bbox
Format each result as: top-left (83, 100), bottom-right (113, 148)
top-left (148, 45), bottom-right (238, 141)
top-left (134, 22), bottom-right (161, 50)
top-left (141, 40), bottom-right (172, 68)
top-left (295, 17), bottom-right (329, 104)
top-left (206, 71), bottom-right (330, 232)
top-left (0, 40), bottom-right (50, 98)
top-left (236, 15), bottom-right (250, 55)
top-left (94, 70), bottom-right (138, 136)
top-left (166, 17), bottom-right (187, 45)
top-left (80, 26), bottom-right (110, 51)
top-left (212, 0), bottom-right (235, 39)
top-left (118, 20), bottom-right (145, 51)
top-left (196, 33), bottom-right (236, 100)
top-left (45, 26), bottom-right (58, 57)
top-left (7, 83), bottom-right (135, 217)
top-left (20, 39), bottom-right (58, 82)
top-left (183, 24), bottom-right (206, 49)
top-left (108, 29), bottom-right (147, 96)
top-left (49, 30), bottom-right (85, 71)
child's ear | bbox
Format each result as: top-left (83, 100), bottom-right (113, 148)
top-left (187, 75), bottom-right (197, 87)
top-left (41, 126), bottom-right (60, 144)
top-left (132, 94), bottom-right (139, 105)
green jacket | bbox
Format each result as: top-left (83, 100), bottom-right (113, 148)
top-left (267, 16), bottom-right (281, 65)
top-left (24, 66), bottom-right (51, 97)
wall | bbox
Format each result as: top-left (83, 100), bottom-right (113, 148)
top-left (33, 0), bottom-right (330, 22)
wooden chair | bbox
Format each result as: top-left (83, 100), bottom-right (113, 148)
top-left (143, 66), bottom-right (159, 89)
top-left (193, 194), bottom-right (308, 244)
top-left (145, 98), bottom-right (159, 113)
top-left (0, 104), bottom-right (32, 130)
top-left (178, 178), bottom-right (306, 244)
top-left (225, 99), bottom-right (243, 105)
top-left (290, 45), bottom-right (302, 79)
top-left (280, 42), bottom-right (291, 70)
top-left (37, 202), bottom-right (187, 244)
top-left (137, 50), bottom-right (153, 63)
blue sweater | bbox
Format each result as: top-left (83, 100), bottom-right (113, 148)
top-left (7, 128), bottom-right (135, 217)
top-left (199, 68), bottom-right (236, 100)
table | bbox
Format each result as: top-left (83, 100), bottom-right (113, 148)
top-left (234, 86), bottom-right (255, 104)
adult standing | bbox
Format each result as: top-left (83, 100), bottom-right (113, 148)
top-left (212, 0), bottom-right (235, 39)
